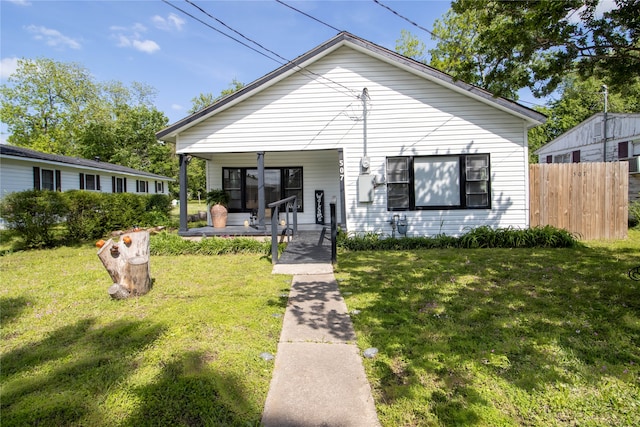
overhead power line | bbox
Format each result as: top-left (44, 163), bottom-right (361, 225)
top-left (275, 0), bottom-right (342, 33)
top-left (372, 0), bottom-right (439, 40)
top-left (185, 0), bottom-right (290, 65)
top-left (161, 0), bottom-right (358, 98)
top-left (161, 0), bottom-right (277, 63)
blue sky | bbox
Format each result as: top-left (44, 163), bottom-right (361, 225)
top-left (1, 0), bottom-right (547, 144)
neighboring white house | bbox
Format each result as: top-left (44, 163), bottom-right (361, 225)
top-left (534, 113), bottom-right (640, 201)
top-left (0, 145), bottom-right (173, 198)
top-left (157, 32), bottom-right (545, 237)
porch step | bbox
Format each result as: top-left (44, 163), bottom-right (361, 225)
top-left (272, 231), bottom-right (333, 275)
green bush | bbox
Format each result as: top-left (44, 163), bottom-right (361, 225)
top-left (0, 190), bottom-right (68, 248)
top-left (149, 232), bottom-right (275, 256)
top-left (337, 225), bottom-right (579, 251)
top-left (65, 190), bottom-right (108, 241)
top-left (1, 190), bottom-right (174, 248)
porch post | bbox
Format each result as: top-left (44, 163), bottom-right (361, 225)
top-left (178, 154), bottom-right (189, 233)
top-left (257, 151), bottom-right (266, 229)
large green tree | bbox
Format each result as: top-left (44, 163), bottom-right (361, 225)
top-left (428, 6), bottom-right (527, 99)
top-left (0, 58), bottom-right (103, 155)
top-left (1, 57), bottom-right (174, 180)
top-left (434, 0), bottom-right (640, 98)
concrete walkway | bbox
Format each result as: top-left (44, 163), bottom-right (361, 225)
top-left (263, 254), bottom-right (380, 426)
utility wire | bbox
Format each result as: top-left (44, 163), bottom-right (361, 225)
top-left (275, 0), bottom-right (342, 33)
top-left (372, 0), bottom-right (440, 40)
top-left (165, 0), bottom-right (358, 98)
top-left (161, 0), bottom-right (277, 63)
top-left (185, 0), bottom-right (289, 65)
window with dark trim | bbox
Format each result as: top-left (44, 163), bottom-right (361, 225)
top-left (572, 150), bottom-right (581, 163)
top-left (136, 180), bottom-right (148, 193)
top-left (546, 155), bottom-right (553, 164)
top-left (112, 177), bottom-right (127, 193)
top-left (33, 167), bottom-right (61, 191)
top-left (386, 154), bottom-right (491, 210)
top-left (222, 167), bottom-right (303, 212)
top-left (618, 141), bottom-right (629, 159)
top-left (155, 181), bottom-right (164, 193)
top-left (79, 173), bottom-right (101, 191)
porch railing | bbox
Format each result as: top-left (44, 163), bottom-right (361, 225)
top-left (268, 196), bottom-right (298, 264)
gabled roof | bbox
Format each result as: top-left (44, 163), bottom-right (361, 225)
top-left (0, 144), bottom-right (173, 180)
top-left (157, 31), bottom-right (546, 143)
top-left (534, 112), bottom-right (640, 154)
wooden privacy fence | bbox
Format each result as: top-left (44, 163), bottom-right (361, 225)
top-left (529, 162), bottom-right (628, 240)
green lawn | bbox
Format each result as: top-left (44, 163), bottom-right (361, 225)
top-left (1, 248), bottom-right (290, 426)
top-left (335, 230), bottom-right (640, 426)
top-left (1, 231), bottom-right (639, 426)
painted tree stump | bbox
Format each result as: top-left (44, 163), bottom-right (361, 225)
top-left (97, 230), bottom-right (151, 299)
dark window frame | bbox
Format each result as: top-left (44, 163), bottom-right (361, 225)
top-left (112, 176), bottom-right (127, 193)
top-left (79, 173), bottom-right (101, 191)
top-left (618, 141), bottom-right (629, 159)
top-left (33, 167), bottom-right (61, 191)
top-left (386, 154), bottom-right (491, 211)
top-left (136, 180), bottom-right (148, 193)
top-left (222, 167), bottom-right (304, 213)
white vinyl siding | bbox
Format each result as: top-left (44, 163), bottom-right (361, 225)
top-left (186, 46), bottom-right (530, 235)
top-left (0, 157), bottom-right (170, 199)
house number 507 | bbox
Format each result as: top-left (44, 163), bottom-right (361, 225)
top-left (339, 159), bottom-right (345, 181)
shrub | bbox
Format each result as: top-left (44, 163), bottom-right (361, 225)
top-left (65, 190), bottom-right (108, 241)
top-left (1, 191), bottom-right (174, 248)
top-left (337, 225), bottom-right (579, 251)
top-left (149, 232), bottom-right (274, 256)
top-left (0, 190), bottom-right (68, 248)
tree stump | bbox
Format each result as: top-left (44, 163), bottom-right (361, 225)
top-left (97, 230), bottom-right (152, 299)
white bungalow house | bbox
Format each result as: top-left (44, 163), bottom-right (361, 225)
top-left (534, 113), bottom-right (640, 201)
top-left (156, 32), bottom-right (545, 237)
top-left (0, 145), bottom-right (173, 197)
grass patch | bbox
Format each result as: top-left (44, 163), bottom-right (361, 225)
top-left (335, 230), bottom-right (640, 426)
top-left (1, 246), bottom-right (290, 426)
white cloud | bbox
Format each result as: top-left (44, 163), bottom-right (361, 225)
top-left (26, 25), bottom-right (81, 50)
top-left (171, 104), bottom-right (184, 111)
top-left (132, 39), bottom-right (160, 54)
top-left (0, 57), bottom-right (19, 79)
top-left (110, 23), bottom-right (160, 54)
top-left (152, 13), bottom-right (185, 31)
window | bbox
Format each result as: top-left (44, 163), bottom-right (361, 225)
top-left (386, 157), bottom-right (410, 209)
top-left (136, 180), bottom-right (148, 193)
top-left (553, 153), bottom-right (571, 163)
top-left (546, 155), bottom-right (553, 164)
top-left (33, 167), bottom-right (61, 191)
top-left (155, 181), bottom-right (164, 193)
top-left (618, 141), bottom-right (629, 159)
top-left (572, 150), bottom-right (581, 163)
top-left (222, 167), bottom-right (303, 212)
top-left (386, 154), bottom-right (490, 210)
top-left (112, 177), bottom-right (127, 193)
top-left (79, 173), bottom-right (101, 191)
